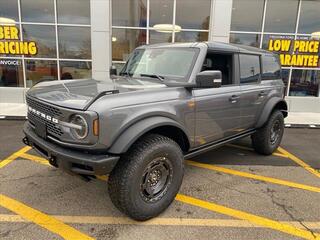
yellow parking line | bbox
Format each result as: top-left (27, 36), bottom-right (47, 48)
top-left (186, 160), bottom-right (320, 193)
top-left (226, 144), bottom-right (288, 158)
top-left (20, 153), bottom-right (50, 166)
top-left (278, 147), bottom-right (320, 178)
top-left (1, 214), bottom-right (320, 229)
top-left (0, 194), bottom-right (94, 240)
top-left (175, 194), bottom-right (320, 240)
top-left (0, 146), bottom-right (31, 169)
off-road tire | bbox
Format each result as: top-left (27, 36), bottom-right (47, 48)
top-left (252, 110), bottom-right (284, 155)
top-left (108, 134), bottom-right (184, 221)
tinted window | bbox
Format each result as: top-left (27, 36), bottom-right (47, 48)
top-left (58, 26), bottom-right (91, 59)
top-left (240, 54), bottom-right (261, 84)
top-left (289, 69), bottom-right (319, 97)
top-left (262, 55), bottom-right (281, 80)
top-left (264, 0), bottom-right (299, 33)
top-left (112, 0), bottom-right (147, 27)
top-left (149, 0), bottom-right (173, 27)
top-left (60, 61), bottom-right (92, 80)
top-left (57, 0), bottom-right (90, 24)
top-left (176, 0), bottom-right (210, 29)
top-left (175, 31), bottom-right (208, 42)
top-left (25, 60), bottom-right (57, 87)
top-left (0, 0), bottom-right (19, 22)
top-left (21, 0), bottom-right (54, 23)
top-left (298, 0), bottom-right (320, 34)
top-left (230, 33), bottom-right (261, 48)
top-left (0, 59), bottom-right (24, 87)
top-left (231, 0), bottom-right (264, 32)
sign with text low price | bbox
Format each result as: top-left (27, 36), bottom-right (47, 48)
top-left (268, 36), bottom-right (320, 68)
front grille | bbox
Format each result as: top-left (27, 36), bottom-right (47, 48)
top-left (26, 97), bottom-right (62, 117)
top-left (26, 96), bottom-right (64, 137)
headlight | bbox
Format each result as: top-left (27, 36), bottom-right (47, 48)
top-left (70, 115), bottom-right (88, 139)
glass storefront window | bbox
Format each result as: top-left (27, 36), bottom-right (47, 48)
top-left (264, 0), bottom-right (299, 33)
top-left (176, 0), bottom-right (210, 30)
top-left (57, 0), bottom-right (90, 24)
top-left (149, 30), bottom-right (172, 44)
top-left (58, 26), bottom-right (91, 59)
top-left (23, 25), bottom-right (56, 58)
top-left (112, 28), bottom-right (146, 61)
top-left (0, 0), bottom-right (19, 23)
top-left (0, 59), bottom-right (24, 87)
top-left (261, 34), bottom-right (295, 52)
top-left (231, 0), bottom-right (264, 32)
top-left (25, 60), bottom-right (57, 87)
top-left (175, 31), bottom-right (208, 42)
top-left (60, 61), bottom-right (92, 80)
top-left (298, 0), bottom-right (320, 34)
top-left (112, 0), bottom-right (147, 27)
top-left (21, 0), bottom-right (54, 23)
top-left (281, 68), bottom-right (290, 95)
top-left (149, 0), bottom-right (173, 28)
top-left (289, 69), bottom-right (319, 97)
top-left (230, 33), bottom-right (261, 48)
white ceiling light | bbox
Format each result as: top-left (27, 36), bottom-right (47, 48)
top-left (153, 24), bottom-right (182, 33)
top-left (112, 37), bottom-right (117, 42)
top-left (311, 32), bottom-right (320, 40)
top-left (0, 17), bottom-right (16, 26)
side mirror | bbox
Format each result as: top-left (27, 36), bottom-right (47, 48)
top-left (110, 65), bottom-right (117, 76)
top-left (196, 70), bottom-right (222, 88)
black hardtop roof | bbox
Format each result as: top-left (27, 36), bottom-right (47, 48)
top-left (139, 41), bottom-right (272, 55)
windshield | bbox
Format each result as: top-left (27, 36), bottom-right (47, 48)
top-left (120, 48), bottom-right (199, 82)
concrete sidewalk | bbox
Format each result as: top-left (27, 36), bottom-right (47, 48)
top-left (0, 103), bottom-right (320, 126)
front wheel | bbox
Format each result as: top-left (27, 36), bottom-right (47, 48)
top-left (252, 110), bottom-right (284, 155)
top-left (108, 134), bottom-right (184, 220)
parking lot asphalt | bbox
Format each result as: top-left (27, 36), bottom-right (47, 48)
top-left (0, 120), bottom-right (319, 240)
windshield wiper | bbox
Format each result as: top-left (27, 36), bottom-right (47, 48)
top-left (139, 74), bottom-right (165, 82)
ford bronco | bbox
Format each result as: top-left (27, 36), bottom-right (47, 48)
top-left (23, 42), bottom-right (287, 220)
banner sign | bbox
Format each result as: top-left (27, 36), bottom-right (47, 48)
top-left (0, 26), bottom-right (37, 55)
top-left (268, 36), bottom-right (319, 68)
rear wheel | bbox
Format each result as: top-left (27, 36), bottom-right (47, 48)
top-left (252, 110), bottom-right (284, 155)
top-left (108, 134), bottom-right (184, 220)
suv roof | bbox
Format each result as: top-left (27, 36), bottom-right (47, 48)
top-left (138, 41), bottom-right (271, 55)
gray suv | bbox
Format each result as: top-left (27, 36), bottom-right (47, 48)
top-left (23, 42), bottom-right (287, 220)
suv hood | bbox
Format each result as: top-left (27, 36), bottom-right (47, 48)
top-left (27, 77), bottom-right (167, 110)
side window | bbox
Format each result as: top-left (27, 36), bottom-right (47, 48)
top-left (262, 55), bottom-right (282, 80)
top-left (239, 54), bottom-right (261, 84)
top-left (201, 53), bottom-right (234, 85)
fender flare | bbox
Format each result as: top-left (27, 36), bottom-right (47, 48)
top-left (108, 116), bottom-right (190, 154)
top-left (255, 97), bottom-right (288, 128)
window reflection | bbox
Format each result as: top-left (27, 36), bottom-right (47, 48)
top-left (264, 0), bottom-right (299, 33)
top-left (290, 69), bottom-right (319, 97)
top-left (60, 61), bottom-right (92, 80)
top-left (149, 0), bottom-right (173, 28)
top-left (25, 60), bottom-right (57, 87)
top-left (21, 0), bottom-right (54, 23)
top-left (149, 30), bottom-right (172, 44)
top-left (0, 0), bottom-right (19, 22)
top-left (112, 0), bottom-right (147, 27)
top-left (176, 0), bottom-right (210, 30)
top-left (281, 69), bottom-right (290, 95)
top-left (23, 25), bottom-right (56, 57)
top-left (298, 0), bottom-right (320, 34)
top-left (175, 31), bottom-right (208, 42)
top-left (57, 0), bottom-right (90, 24)
top-left (261, 35), bottom-right (294, 53)
top-left (58, 26), bottom-right (91, 59)
top-left (0, 59), bottom-right (24, 87)
top-left (231, 0), bottom-right (264, 32)
top-left (230, 33), bottom-right (261, 48)
top-left (112, 28), bottom-right (146, 61)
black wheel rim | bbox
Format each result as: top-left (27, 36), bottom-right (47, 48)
top-left (140, 157), bottom-right (173, 203)
top-left (270, 119), bottom-right (281, 145)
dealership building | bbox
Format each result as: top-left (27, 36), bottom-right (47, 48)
top-left (0, 0), bottom-right (319, 115)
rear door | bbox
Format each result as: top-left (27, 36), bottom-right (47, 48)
top-left (238, 54), bottom-right (268, 129)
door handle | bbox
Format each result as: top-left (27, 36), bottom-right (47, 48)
top-left (259, 91), bottom-right (267, 98)
top-left (229, 95), bottom-right (240, 103)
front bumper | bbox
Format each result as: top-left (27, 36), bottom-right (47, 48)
top-left (23, 122), bottom-right (119, 175)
